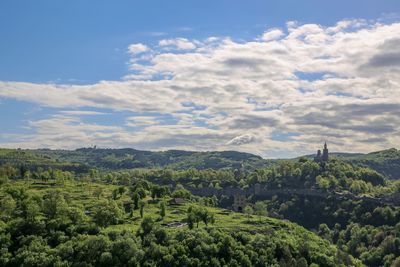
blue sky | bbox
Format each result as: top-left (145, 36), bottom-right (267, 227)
top-left (1, 1), bottom-right (400, 157)
top-left (1, 0), bottom-right (399, 83)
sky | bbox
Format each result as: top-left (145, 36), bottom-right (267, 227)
top-left (1, 0), bottom-right (400, 158)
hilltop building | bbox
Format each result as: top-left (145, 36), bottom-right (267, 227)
top-left (232, 194), bottom-right (247, 212)
top-left (314, 142), bottom-right (329, 163)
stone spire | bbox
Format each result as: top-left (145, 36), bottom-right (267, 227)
top-left (322, 142), bottom-right (329, 162)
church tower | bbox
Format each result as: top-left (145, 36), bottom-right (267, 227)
top-left (322, 142), bottom-right (329, 162)
top-left (314, 142), bottom-right (329, 163)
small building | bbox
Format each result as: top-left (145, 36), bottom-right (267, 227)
top-left (232, 194), bottom-right (247, 212)
top-left (169, 198), bottom-right (186, 205)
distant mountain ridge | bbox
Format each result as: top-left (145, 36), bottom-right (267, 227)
top-left (0, 147), bottom-right (274, 172)
top-left (1, 147), bottom-right (399, 179)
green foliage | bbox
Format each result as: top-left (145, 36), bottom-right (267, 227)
top-left (159, 201), bottom-right (166, 219)
top-left (316, 222), bottom-right (400, 267)
top-left (131, 192), bottom-right (140, 210)
top-left (171, 188), bottom-right (191, 199)
top-left (2, 150), bottom-right (399, 266)
top-left (93, 187), bottom-right (103, 199)
top-left (0, 180), bottom-right (358, 266)
top-left (344, 148), bottom-right (400, 179)
top-left (244, 205), bottom-right (254, 221)
top-left (139, 200), bottom-right (146, 218)
top-left (357, 167), bottom-right (386, 185)
top-left (186, 206), bottom-right (215, 228)
top-left (93, 200), bottom-right (123, 227)
top-left (254, 201), bottom-right (267, 221)
top-left (0, 147), bottom-right (274, 173)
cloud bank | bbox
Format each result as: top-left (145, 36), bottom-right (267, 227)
top-left (1, 19), bottom-right (400, 157)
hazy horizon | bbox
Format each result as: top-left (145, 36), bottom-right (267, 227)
top-left (0, 144), bottom-right (391, 160)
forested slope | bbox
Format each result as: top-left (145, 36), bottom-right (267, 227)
top-left (342, 148), bottom-right (400, 180)
top-left (2, 147), bottom-right (400, 180)
top-left (0, 147), bottom-right (273, 172)
top-left (0, 180), bottom-right (358, 266)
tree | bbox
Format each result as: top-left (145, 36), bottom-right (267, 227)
top-left (154, 228), bottom-right (168, 245)
top-left (159, 201), bottom-right (166, 219)
top-left (0, 195), bottom-right (16, 221)
top-left (318, 223), bottom-right (332, 242)
top-left (93, 200), bottom-right (123, 227)
top-left (135, 187), bottom-right (147, 199)
top-left (254, 202), bottom-right (267, 222)
top-left (204, 211), bottom-right (215, 226)
top-left (21, 198), bottom-right (41, 222)
top-left (244, 205), bottom-right (253, 222)
top-left (132, 192), bottom-right (140, 210)
top-left (137, 216), bottom-right (154, 244)
top-left (68, 206), bottom-right (86, 224)
top-left (211, 195), bottom-right (218, 207)
top-left (316, 175), bottom-right (330, 191)
top-left (42, 190), bottom-right (68, 221)
top-left (93, 187), bottom-right (103, 199)
top-left (112, 189), bottom-right (119, 200)
top-left (12, 236), bottom-right (56, 266)
top-left (187, 207), bottom-right (196, 229)
top-left (199, 209), bottom-right (215, 226)
top-left (139, 200), bottom-right (146, 218)
top-left (172, 188), bottom-right (191, 199)
top-left (186, 206), bottom-right (214, 228)
top-left (358, 168), bottom-right (386, 186)
top-left (160, 186), bottom-right (170, 198)
top-left (118, 186), bottom-right (126, 196)
top-left (89, 168), bottom-right (99, 181)
top-left (0, 164), bottom-right (18, 179)
top-left (151, 185), bottom-right (159, 200)
top-left (82, 175), bottom-right (92, 195)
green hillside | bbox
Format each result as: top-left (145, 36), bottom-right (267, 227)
top-left (2, 152), bottom-right (400, 266)
top-left (2, 147), bottom-right (400, 181)
top-left (0, 180), bottom-right (358, 266)
top-left (0, 147), bottom-right (273, 172)
top-left (301, 148), bottom-right (400, 180)
top-left (342, 148), bottom-right (400, 180)
top-left (0, 148), bottom-right (86, 172)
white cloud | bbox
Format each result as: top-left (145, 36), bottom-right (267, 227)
top-left (227, 134), bottom-right (256, 146)
top-left (1, 19), bottom-right (400, 157)
top-left (260, 28), bottom-right (284, 41)
top-left (125, 116), bottom-right (159, 127)
top-left (128, 43), bottom-right (149, 55)
top-left (159, 38), bottom-right (197, 50)
top-left (59, 110), bottom-right (107, 116)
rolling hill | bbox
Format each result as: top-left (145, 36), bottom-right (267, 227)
top-left (1, 147), bottom-right (400, 179)
top-left (0, 147), bottom-right (274, 172)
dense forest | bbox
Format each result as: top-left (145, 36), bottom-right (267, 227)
top-left (1, 147), bottom-right (400, 266)
top-left (343, 148), bottom-right (400, 180)
top-left (1, 147), bottom-right (400, 180)
top-left (0, 148), bottom-right (273, 172)
top-left (0, 176), bottom-right (357, 266)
